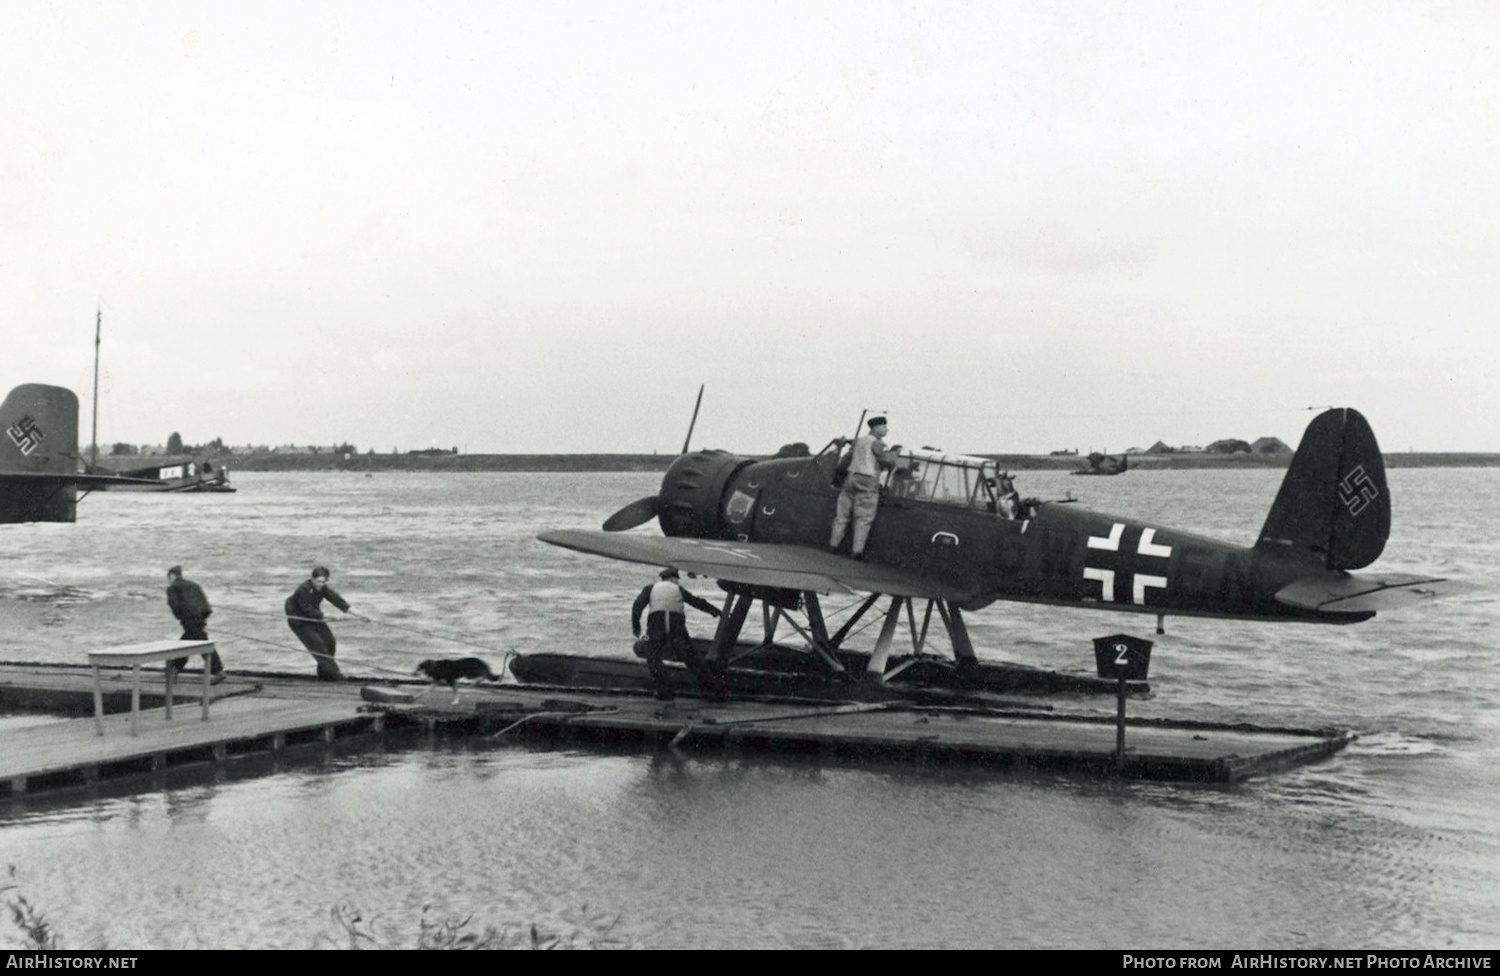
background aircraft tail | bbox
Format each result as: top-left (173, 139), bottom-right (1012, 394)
top-left (0, 383), bottom-right (82, 523)
top-left (1255, 407), bottom-right (1389, 570)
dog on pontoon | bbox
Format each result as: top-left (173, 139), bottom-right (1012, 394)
top-left (415, 657), bottom-right (501, 704)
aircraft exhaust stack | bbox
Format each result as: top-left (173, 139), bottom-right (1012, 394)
top-left (1254, 407), bottom-right (1390, 571)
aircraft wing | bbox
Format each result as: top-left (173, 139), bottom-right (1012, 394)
top-left (538, 529), bottom-right (942, 598)
top-left (1274, 571), bottom-right (1457, 614)
top-left (1, 471), bottom-right (165, 489)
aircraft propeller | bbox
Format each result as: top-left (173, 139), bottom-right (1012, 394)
top-left (602, 495), bottom-right (660, 532)
top-left (602, 384), bottom-right (704, 532)
top-left (682, 383), bottom-right (704, 454)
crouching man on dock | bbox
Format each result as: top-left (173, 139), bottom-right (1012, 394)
top-left (285, 566), bottom-right (356, 681)
top-left (166, 565), bottom-right (225, 684)
top-left (631, 567), bottom-right (722, 702)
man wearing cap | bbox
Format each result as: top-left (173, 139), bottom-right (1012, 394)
top-left (829, 415), bottom-right (904, 559)
top-left (285, 566), bottom-right (356, 681)
top-left (630, 567), bottom-right (723, 701)
top-left (165, 566), bottom-right (225, 683)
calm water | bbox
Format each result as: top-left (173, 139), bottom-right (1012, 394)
top-left (0, 469), bottom-right (1496, 949)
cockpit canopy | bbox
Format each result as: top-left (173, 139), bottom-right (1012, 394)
top-left (886, 448), bottom-right (1024, 518)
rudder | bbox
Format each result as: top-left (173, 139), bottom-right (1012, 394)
top-left (0, 384), bottom-right (82, 523)
top-left (1, 384), bottom-right (80, 474)
top-left (1255, 408), bottom-right (1389, 570)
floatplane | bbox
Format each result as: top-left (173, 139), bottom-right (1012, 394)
top-left (528, 400), bottom-right (1450, 698)
top-left (1, 383), bottom-right (162, 523)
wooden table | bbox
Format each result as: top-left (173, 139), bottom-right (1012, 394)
top-left (87, 640), bottom-right (218, 736)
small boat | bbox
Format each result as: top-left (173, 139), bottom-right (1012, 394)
top-left (1073, 452), bottom-right (1128, 476)
top-left (79, 314), bottom-right (236, 493)
top-left (92, 458), bottom-right (236, 492)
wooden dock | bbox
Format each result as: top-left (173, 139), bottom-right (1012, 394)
top-left (0, 662), bottom-right (1353, 797)
top-left (440, 693), bottom-right (1353, 782)
top-left (0, 694), bottom-right (382, 796)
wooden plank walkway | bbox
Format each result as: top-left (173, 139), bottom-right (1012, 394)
top-left (0, 663), bottom-right (1354, 793)
top-left (0, 695), bottom-right (379, 796)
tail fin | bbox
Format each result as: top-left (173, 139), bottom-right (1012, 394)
top-left (0, 384), bottom-right (82, 523)
top-left (1, 384), bottom-right (81, 475)
top-left (1255, 408), bottom-right (1389, 570)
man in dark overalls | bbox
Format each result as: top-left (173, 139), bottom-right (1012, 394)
top-left (285, 566), bottom-right (356, 681)
top-left (166, 565), bottom-right (225, 683)
top-left (630, 567), bottom-right (722, 701)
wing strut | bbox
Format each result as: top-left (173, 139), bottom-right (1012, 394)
top-left (702, 588), bottom-right (983, 688)
top-left (763, 593), bottom-right (846, 675)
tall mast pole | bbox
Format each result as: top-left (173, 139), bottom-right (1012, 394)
top-left (90, 307), bottom-right (101, 472)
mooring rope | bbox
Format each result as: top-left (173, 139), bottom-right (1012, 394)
top-left (214, 606), bottom-right (518, 683)
top-left (345, 614), bottom-right (509, 657)
top-left (218, 605), bottom-right (510, 658)
top-left (207, 626), bottom-right (416, 678)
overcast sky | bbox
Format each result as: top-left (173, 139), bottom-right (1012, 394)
top-left (4, 1), bottom-right (1496, 455)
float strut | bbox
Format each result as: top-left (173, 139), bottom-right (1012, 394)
top-left (706, 592), bottom-right (753, 667)
top-left (936, 601), bottom-right (980, 669)
top-left (866, 596), bottom-right (907, 678)
top-left (830, 592), bottom-right (882, 649)
top-left (801, 592), bottom-right (847, 674)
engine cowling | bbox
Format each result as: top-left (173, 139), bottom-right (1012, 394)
top-left (657, 450), bottom-right (755, 539)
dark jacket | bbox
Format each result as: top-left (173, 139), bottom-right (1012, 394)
top-left (167, 577), bottom-right (212, 624)
top-left (285, 580), bottom-right (350, 623)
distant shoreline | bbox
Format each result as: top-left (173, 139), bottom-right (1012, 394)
top-left (211, 451), bottom-right (1500, 473)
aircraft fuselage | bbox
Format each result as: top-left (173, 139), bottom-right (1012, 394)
top-left (662, 449), bottom-right (1367, 624)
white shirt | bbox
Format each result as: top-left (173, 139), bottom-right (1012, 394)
top-left (648, 580), bottom-right (686, 615)
top-left (849, 433), bottom-right (895, 478)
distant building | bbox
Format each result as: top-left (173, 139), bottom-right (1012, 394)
top-left (1250, 437), bottom-right (1293, 455)
top-left (1144, 441), bottom-right (1177, 454)
top-left (1205, 438), bottom-right (1252, 454)
top-left (272, 444), bottom-right (347, 455)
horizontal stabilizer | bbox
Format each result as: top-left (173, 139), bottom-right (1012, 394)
top-left (4, 471), bottom-right (165, 489)
top-left (1275, 572), bottom-right (1456, 614)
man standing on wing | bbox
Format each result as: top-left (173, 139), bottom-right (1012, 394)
top-left (829, 415), bottom-right (904, 559)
